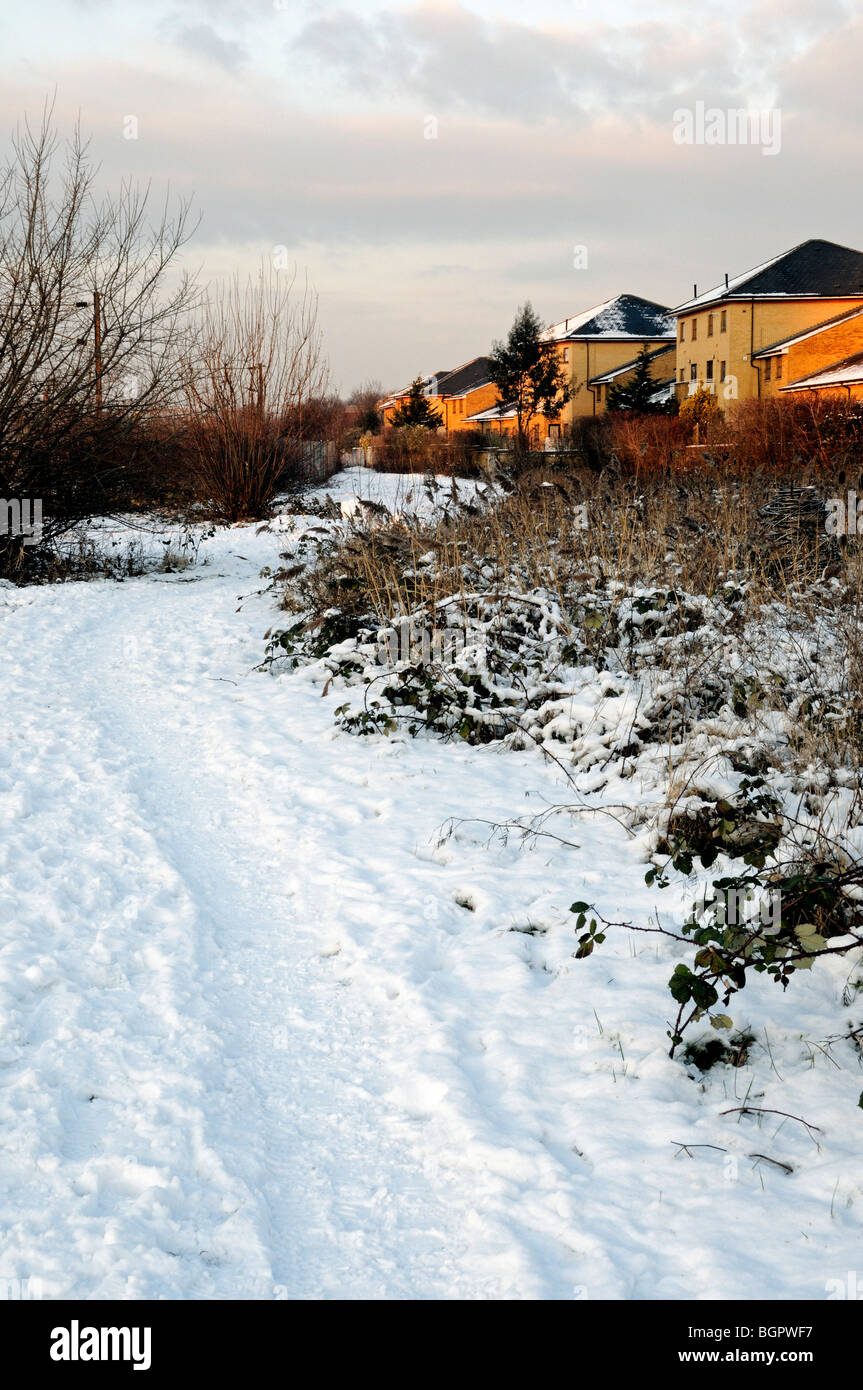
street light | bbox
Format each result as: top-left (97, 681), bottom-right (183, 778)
top-left (74, 292), bottom-right (103, 408)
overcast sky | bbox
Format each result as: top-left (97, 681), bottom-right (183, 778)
top-left (3, 0), bottom-right (862, 392)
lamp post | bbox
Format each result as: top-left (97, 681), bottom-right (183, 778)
top-left (75, 291), bottom-right (103, 408)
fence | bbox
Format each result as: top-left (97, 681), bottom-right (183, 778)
top-left (341, 443), bottom-right (375, 469)
top-left (298, 440), bottom-right (339, 483)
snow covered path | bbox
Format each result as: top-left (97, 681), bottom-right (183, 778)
top-left (1, 511), bottom-right (604, 1298)
top-left (0, 538), bottom-right (540, 1298)
top-left (1, 476), bottom-right (862, 1300)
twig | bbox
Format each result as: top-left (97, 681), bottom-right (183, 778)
top-left (721, 1106), bottom-right (821, 1133)
top-left (748, 1153), bottom-right (793, 1174)
top-left (671, 1141), bottom-right (727, 1158)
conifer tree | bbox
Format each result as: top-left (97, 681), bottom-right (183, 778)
top-left (489, 304), bottom-right (571, 450)
top-left (390, 377), bottom-right (443, 429)
top-left (606, 346), bottom-right (665, 413)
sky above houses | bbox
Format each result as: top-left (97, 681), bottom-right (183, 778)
top-left (3, 0), bottom-right (863, 392)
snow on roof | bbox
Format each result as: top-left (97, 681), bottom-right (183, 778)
top-left (782, 351), bottom-right (863, 391)
top-left (379, 372), bottom-right (451, 407)
top-left (675, 248), bottom-right (791, 312)
top-left (647, 377), bottom-right (677, 402)
top-left (545, 294), bottom-right (676, 342)
top-left (544, 296), bottom-right (617, 339)
top-left (464, 403), bottom-right (516, 422)
top-left (382, 359), bottom-right (493, 407)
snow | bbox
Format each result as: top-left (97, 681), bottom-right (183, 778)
top-left (544, 297), bottom-right (617, 340)
top-left (783, 354), bottom-right (863, 389)
top-left (544, 296), bottom-right (676, 342)
top-left (0, 468), bottom-right (861, 1301)
top-left (464, 404), bottom-right (516, 422)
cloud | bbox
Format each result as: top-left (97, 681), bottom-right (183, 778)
top-left (172, 22), bottom-right (247, 71)
top-left (292, 2), bottom-right (777, 124)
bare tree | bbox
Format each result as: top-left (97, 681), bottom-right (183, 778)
top-left (0, 101), bottom-right (197, 575)
top-left (183, 259), bottom-right (329, 521)
top-left (348, 379), bottom-right (383, 433)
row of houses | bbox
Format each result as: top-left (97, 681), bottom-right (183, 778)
top-left (378, 239), bottom-right (863, 442)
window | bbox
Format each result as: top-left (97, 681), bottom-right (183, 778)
top-left (690, 363), bottom-right (698, 381)
top-left (720, 361), bottom-right (726, 381)
top-left (706, 360), bottom-right (714, 380)
top-left (776, 357), bottom-right (782, 380)
top-left (720, 310), bottom-right (727, 332)
top-left (691, 318), bottom-right (697, 340)
top-left (563, 347), bottom-right (570, 363)
top-left (764, 359), bottom-right (771, 382)
top-left (679, 321), bottom-right (685, 341)
top-left (707, 314), bottom-right (713, 336)
top-left (679, 368), bottom-right (685, 383)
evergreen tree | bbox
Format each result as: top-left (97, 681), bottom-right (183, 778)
top-left (606, 346), bottom-right (666, 413)
top-left (390, 377), bottom-right (443, 429)
top-left (489, 304), bottom-right (571, 450)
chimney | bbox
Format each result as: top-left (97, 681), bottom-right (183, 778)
top-left (725, 273), bottom-right (729, 289)
top-left (693, 284), bottom-right (697, 298)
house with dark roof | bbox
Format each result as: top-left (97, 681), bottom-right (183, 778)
top-left (673, 239), bottom-right (863, 403)
top-left (436, 357), bottom-right (500, 432)
top-left (378, 356), bottom-right (497, 431)
top-left (543, 294), bottom-right (677, 424)
top-left (378, 372), bottom-right (449, 428)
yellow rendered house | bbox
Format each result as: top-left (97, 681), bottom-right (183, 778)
top-left (436, 358), bottom-right (499, 432)
top-left (461, 294), bottom-right (678, 439)
top-left (673, 239), bottom-right (863, 403)
top-left (780, 348), bottom-right (863, 401)
top-left (379, 244), bottom-right (863, 447)
top-left (544, 294), bottom-right (677, 426)
top-left (378, 357), bottom-right (497, 432)
top-left (378, 371), bottom-right (449, 429)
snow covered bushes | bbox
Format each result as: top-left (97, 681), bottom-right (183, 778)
top-left (266, 457), bottom-right (863, 1059)
top-left (627, 778), bottom-right (863, 1057)
top-left (267, 459), bottom-right (863, 774)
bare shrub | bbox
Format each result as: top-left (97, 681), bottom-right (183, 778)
top-left (182, 262), bottom-right (328, 522)
top-left (0, 103), bottom-right (197, 578)
top-left (372, 426), bottom-right (484, 476)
